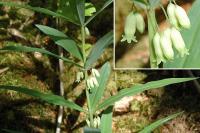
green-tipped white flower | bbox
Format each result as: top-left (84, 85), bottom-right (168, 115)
top-left (160, 29), bottom-right (174, 60)
top-left (170, 27), bottom-right (189, 57)
top-left (175, 5), bottom-right (190, 29)
top-left (86, 77), bottom-right (99, 90)
top-left (76, 72), bottom-right (84, 83)
top-left (135, 13), bottom-right (145, 33)
top-left (94, 116), bottom-right (101, 128)
top-left (90, 77), bottom-right (99, 87)
top-left (86, 78), bottom-right (94, 90)
top-left (86, 119), bottom-right (90, 127)
top-left (121, 12), bottom-right (137, 43)
top-left (91, 68), bottom-right (100, 77)
top-left (153, 32), bottom-right (166, 65)
top-left (167, 3), bottom-right (179, 29)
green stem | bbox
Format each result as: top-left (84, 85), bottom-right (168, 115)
top-left (81, 26), bottom-right (94, 127)
top-left (160, 4), bottom-right (170, 23)
top-left (147, 9), bottom-right (158, 68)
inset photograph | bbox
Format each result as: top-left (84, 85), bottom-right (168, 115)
top-left (115, 0), bottom-right (198, 69)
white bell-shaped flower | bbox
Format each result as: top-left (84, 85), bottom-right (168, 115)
top-left (167, 3), bottom-right (179, 29)
top-left (175, 5), bottom-right (191, 29)
top-left (160, 29), bottom-right (174, 60)
top-left (76, 72), bottom-right (84, 83)
top-left (91, 68), bottom-right (100, 77)
top-left (170, 27), bottom-right (189, 57)
top-left (153, 32), bottom-right (166, 65)
top-left (135, 13), bottom-right (145, 34)
top-left (121, 12), bottom-right (137, 43)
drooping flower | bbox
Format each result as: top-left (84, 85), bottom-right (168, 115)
top-left (91, 68), bottom-right (100, 77)
top-left (121, 12), bottom-right (137, 43)
top-left (93, 116), bottom-right (101, 128)
top-left (160, 29), bottom-right (174, 60)
top-left (153, 32), bottom-right (166, 65)
top-left (90, 77), bottom-right (99, 87)
top-left (86, 77), bottom-right (99, 90)
top-left (167, 3), bottom-right (179, 29)
top-left (170, 27), bottom-right (189, 57)
top-left (175, 4), bottom-right (191, 29)
top-left (135, 13), bottom-right (145, 34)
top-left (76, 72), bottom-right (84, 83)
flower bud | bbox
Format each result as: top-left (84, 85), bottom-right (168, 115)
top-left (91, 68), bottom-right (100, 77)
top-left (175, 5), bottom-right (190, 29)
top-left (167, 3), bottom-right (179, 29)
top-left (135, 13), bottom-right (145, 33)
top-left (153, 32), bottom-right (166, 65)
top-left (170, 27), bottom-right (189, 57)
top-left (160, 29), bottom-right (174, 60)
top-left (121, 12), bottom-right (137, 43)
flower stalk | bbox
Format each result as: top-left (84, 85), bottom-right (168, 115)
top-left (81, 26), bottom-right (94, 127)
top-left (147, 9), bottom-right (158, 68)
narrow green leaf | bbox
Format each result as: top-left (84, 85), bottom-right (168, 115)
top-left (76, 0), bottom-right (85, 25)
top-left (97, 78), bottom-right (197, 111)
top-left (100, 106), bottom-right (113, 133)
top-left (85, 31), bottom-right (113, 69)
top-left (164, 0), bottom-right (200, 68)
top-left (36, 25), bottom-right (83, 60)
top-left (0, 85), bottom-right (84, 112)
top-left (85, 0), bottom-right (113, 26)
top-left (0, 45), bottom-right (82, 67)
top-left (0, 2), bottom-right (79, 25)
top-left (139, 112), bottom-right (183, 133)
top-left (55, 39), bottom-right (83, 60)
top-left (90, 62), bottom-right (111, 112)
top-left (35, 24), bottom-right (67, 40)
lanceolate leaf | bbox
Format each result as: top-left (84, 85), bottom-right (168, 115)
top-left (0, 2), bottom-right (79, 25)
top-left (36, 25), bottom-right (83, 60)
top-left (89, 62), bottom-right (111, 112)
top-left (35, 24), bottom-right (67, 40)
top-left (85, 31), bottom-right (113, 69)
top-left (85, 0), bottom-right (113, 25)
top-left (164, 0), bottom-right (200, 68)
top-left (0, 45), bottom-right (82, 67)
top-left (59, 0), bottom-right (85, 25)
top-left (0, 85), bottom-right (84, 112)
top-left (139, 112), bottom-right (183, 133)
top-left (97, 78), bottom-right (196, 111)
top-left (55, 39), bottom-right (83, 60)
top-left (76, 0), bottom-right (85, 25)
top-left (100, 106), bottom-right (113, 133)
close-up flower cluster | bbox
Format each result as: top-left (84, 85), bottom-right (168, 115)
top-left (153, 2), bottom-right (190, 66)
top-left (118, 0), bottom-right (192, 68)
top-left (86, 68), bottom-right (100, 90)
